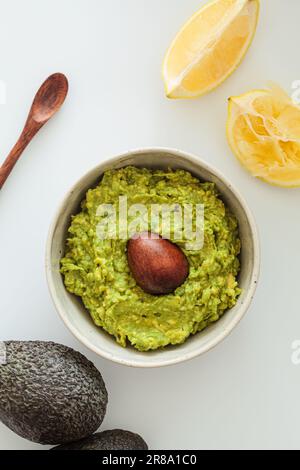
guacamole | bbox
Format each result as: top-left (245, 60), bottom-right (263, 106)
top-left (61, 167), bottom-right (241, 351)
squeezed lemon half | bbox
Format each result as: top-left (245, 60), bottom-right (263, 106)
top-left (163, 0), bottom-right (260, 99)
top-left (227, 85), bottom-right (300, 187)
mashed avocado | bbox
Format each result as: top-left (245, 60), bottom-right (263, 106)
top-left (61, 167), bottom-right (241, 351)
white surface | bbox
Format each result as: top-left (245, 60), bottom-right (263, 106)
top-left (0, 0), bottom-right (299, 450)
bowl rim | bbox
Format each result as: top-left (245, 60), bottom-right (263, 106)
top-left (46, 147), bottom-right (260, 368)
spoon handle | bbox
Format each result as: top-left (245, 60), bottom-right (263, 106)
top-left (0, 120), bottom-right (43, 190)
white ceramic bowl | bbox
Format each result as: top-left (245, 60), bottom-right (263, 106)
top-left (46, 148), bottom-right (260, 368)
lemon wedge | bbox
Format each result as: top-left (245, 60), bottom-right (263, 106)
top-left (163, 0), bottom-right (260, 99)
top-left (227, 84), bottom-right (300, 187)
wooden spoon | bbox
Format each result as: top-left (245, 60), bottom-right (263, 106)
top-left (0, 73), bottom-right (68, 189)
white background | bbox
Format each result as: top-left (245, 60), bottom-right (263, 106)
top-left (0, 0), bottom-right (299, 450)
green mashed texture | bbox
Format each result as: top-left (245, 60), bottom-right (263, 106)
top-left (61, 167), bottom-right (241, 351)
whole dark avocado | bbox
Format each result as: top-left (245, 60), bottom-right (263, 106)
top-left (52, 429), bottom-right (148, 450)
top-left (0, 341), bottom-right (108, 445)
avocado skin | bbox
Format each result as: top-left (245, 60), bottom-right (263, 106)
top-left (0, 341), bottom-right (108, 445)
top-left (52, 430), bottom-right (148, 450)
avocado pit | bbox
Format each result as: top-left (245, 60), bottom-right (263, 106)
top-left (127, 232), bottom-right (189, 295)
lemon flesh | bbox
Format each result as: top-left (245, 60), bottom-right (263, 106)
top-left (163, 0), bottom-right (260, 99)
top-left (227, 85), bottom-right (300, 187)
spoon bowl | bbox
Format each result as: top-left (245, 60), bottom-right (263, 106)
top-left (31, 73), bottom-right (68, 123)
